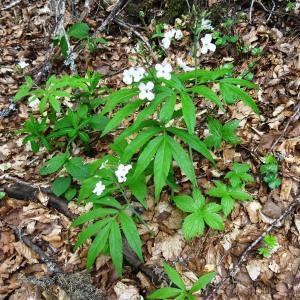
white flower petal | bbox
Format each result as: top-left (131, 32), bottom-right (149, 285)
top-left (162, 37), bottom-right (171, 49)
top-left (146, 81), bottom-right (154, 90)
top-left (146, 91), bottom-right (155, 101)
top-left (174, 30), bottom-right (183, 40)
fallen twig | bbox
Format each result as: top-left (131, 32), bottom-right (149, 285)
top-left (94, 0), bottom-right (130, 34)
top-left (249, 0), bottom-right (256, 24)
top-left (12, 227), bottom-right (110, 300)
top-left (1, 0), bottom-right (21, 10)
top-left (115, 18), bottom-right (151, 50)
top-left (269, 101), bottom-right (300, 152)
top-left (205, 193), bottom-right (300, 299)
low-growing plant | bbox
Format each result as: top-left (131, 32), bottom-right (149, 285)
top-left (15, 18), bottom-right (261, 275)
top-left (0, 192), bottom-right (5, 200)
top-left (173, 189), bottom-right (224, 240)
top-left (259, 155), bottom-right (281, 189)
top-left (257, 235), bottom-right (278, 258)
top-left (148, 263), bottom-right (216, 299)
top-left (225, 162), bottom-right (254, 188)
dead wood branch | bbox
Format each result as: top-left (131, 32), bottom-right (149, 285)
top-left (270, 101), bottom-right (300, 152)
top-left (1, 176), bottom-right (165, 285)
top-left (1, 0), bottom-right (21, 10)
top-left (13, 227), bottom-right (110, 300)
top-left (94, 0), bottom-right (130, 34)
top-left (205, 193), bottom-right (300, 299)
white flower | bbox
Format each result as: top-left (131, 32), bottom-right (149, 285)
top-left (93, 180), bottom-right (105, 196)
top-left (28, 96), bottom-right (40, 108)
top-left (176, 58), bottom-right (195, 72)
top-left (139, 81), bottom-right (155, 101)
top-left (200, 34), bottom-right (216, 54)
top-left (201, 19), bottom-right (214, 30)
top-left (133, 67), bottom-right (146, 82)
top-left (155, 63), bottom-right (172, 80)
top-left (174, 29), bottom-right (183, 40)
top-left (162, 37), bottom-right (171, 49)
top-left (18, 60), bottom-right (29, 69)
top-left (123, 67), bottom-right (146, 85)
top-left (164, 29), bottom-right (176, 39)
top-left (115, 164), bottom-right (132, 183)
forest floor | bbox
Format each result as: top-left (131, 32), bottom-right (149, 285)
top-left (0, 0), bottom-right (300, 299)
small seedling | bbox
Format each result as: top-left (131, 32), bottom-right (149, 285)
top-left (260, 155), bottom-right (281, 189)
top-left (207, 181), bottom-right (252, 217)
top-left (225, 162), bottom-right (254, 188)
top-left (173, 189), bottom-right (224, 240)
top-left (204, 116), bottom-right (240, 150)
top-left (148, 263), bottom-right (216, 299)
top-left (257, 235), bottom-right (278, 258)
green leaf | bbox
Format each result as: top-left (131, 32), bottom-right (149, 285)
top-left (65, 157), bottom-right (89, 182)
top-left (101, 88), bottom-right (138, 115)
top-left (101, 100), bottom-right (143, 136)
top-left (178, 68), bottom-right (232, 82)
top-left (127, 174), bottom-right (147, 208)
top-left (89, 196), bottom-right (122, 209)
top-left (220, 83), bottom-right (260, 114)
top-left (71, 208), bottom-right (118, 227)
top-left (163, 263), bottom-right (186, 290)
top-left (221, 195), bottom-right (234, 217)
top-left (222, 120), bottom-right (240, 145)
top-left (181, 92), bottom-right (195, 134)
top-left (174, 293), bottom-right (187, 300)
top-left (52, 176), bottom-right (71, 197)
top-left (119, 211), bottom-right (143, 261)
top-left (40, 152), bottom-right (69, 175)
top-left (207, 181), bottom-right (227, 198)
top-left (190, 272), bottom-right (216, 293)
top-left (154, 136), bottom-right (172, 200)
top-left (148, 288), bottom-right (182, 299)
top-left (86, 222), bottom-right (111, 269)
top-left (64, 187), bottom-right (77, 201)
top-left (49, 96), bottom-right (61, 112)
top-left (109, 220), bottom-right (123, 276)
top-left (183, 212), bottom-right (205, 240)
top-left (159, 94), bottom-right (177, 123)
top-left (68, 22), bottom-right (90, 39)
top-left (173, 195), bottom-right (200, 213)
top-left (132, 135), bottom-right (163, 180)
top-left (167, 128), bottom-right (214, 163)
top-left (192, 189), bottom-right (206, 208)
top-left (0, 191), bottom-right (6, 200)
top-left (219, 78), bottom-right (258, 89)
top-left (74, 218), bottom-right (113, 249)
top-left (203, 212), bottom-right (224, 230)
top-left (89, 115), bottom-right (109, 131)
top-left (191, 86), bottom-right (224, 111)
top-left (166, 135), bottom-right (196, 186)
top-left (121, 127), bottom-right (162, 162)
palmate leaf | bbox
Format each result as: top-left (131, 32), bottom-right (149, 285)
top-left (154, 135), bottom-right (172, 200)
top-left (119, 211), bottom-right (143, 261)
top-left (163, 263), bottom-right (186, 290)
top-left (183, 212), bottom-right (205, 240)
top-left (101, 100), bottom-right (143, 136)
top-left (173, 195), bottom-right (199, 213)
top-left (220, 83), bottom-right (260, 114)
top-left (221, 195), bottom-right (234, 217)
top-left (71, 208), bottom-right (118, 227)
top-left (190, 85), bottom-right (224, 111)
top-left (86, 221), bottom-right (112, 269)
top-left (109, 219), bottom-right (123, 276)
top-left (202, 211), bottom-right (224, 230)
top-left (74, 218), bottom-right (113, 249)
top-left (101, 88), bottom-right (138, 115)
top-left (222, 120), bottom-right (240, 144)
top-left (132, 135), bottom-right (163, 180)
top-left (181, 92), bottom-right (196, 134)
top-left (167, 127), bottom-right (214, 163)
top-left (166, 135), bottom-right (196, 186)
top-left (121, 127), bottom-right (163, 162)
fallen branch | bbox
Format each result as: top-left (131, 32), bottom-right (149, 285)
top-left (94, 0), bottom-right (130, 34)
top-left (12, 227), bottom-right (110, 300)
top-left (1, 0), bottom-right (21, 10)
top-left (1, 176), bottom-right (165, 285)
top-left (270, 101), bottom-right (300, 152)
top-left (205, 193), bottom-right (300, 299)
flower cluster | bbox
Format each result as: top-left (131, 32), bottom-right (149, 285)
top-left (162, 28), bottom-right (183, 49)
top-left (123, 66), bottom-right (146, 85)
top-left (115, 164), bottom-right (132, 183)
